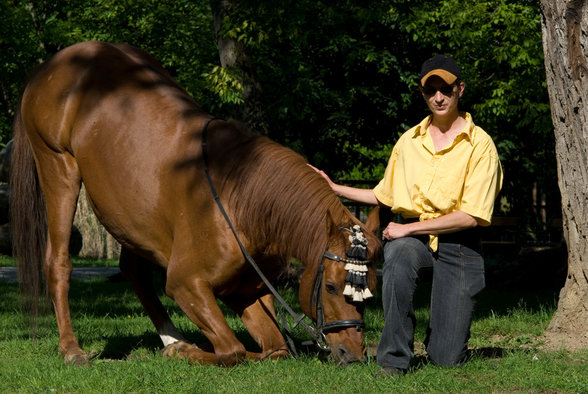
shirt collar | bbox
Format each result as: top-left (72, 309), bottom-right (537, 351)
top-left (413, 112), bottom-right (475, 145)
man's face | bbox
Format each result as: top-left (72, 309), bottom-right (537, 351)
top-left (421, 75), bottom-right (464, 118)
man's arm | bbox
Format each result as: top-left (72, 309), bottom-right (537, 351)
top-left (382, 210), bottom-right (478, 241)
top-left (309, 165), bottom-right (379, 205)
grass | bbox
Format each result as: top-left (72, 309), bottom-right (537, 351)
top-left (0, 255), bottom-right (119, 267)
top-left (0, 258), bottom-right (587, 393)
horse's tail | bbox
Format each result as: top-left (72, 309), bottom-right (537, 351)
top-left (10, 103), bottom-right (47, 317)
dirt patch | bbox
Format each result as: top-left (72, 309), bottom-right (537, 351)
top-left (539, 331), bottom-right (588, 352)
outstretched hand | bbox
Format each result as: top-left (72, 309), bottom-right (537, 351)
top-left (308, 164), bottom-right (379, 205)
top-left (308, 164), bottom-right (336, 189)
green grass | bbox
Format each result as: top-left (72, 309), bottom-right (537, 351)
top-left (0, 263), bottom-right (587, 393)
top-left (0, 255), bottom-right (119, 267)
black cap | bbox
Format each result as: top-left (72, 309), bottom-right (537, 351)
top-left (419, 55), bottom-right (462, 86)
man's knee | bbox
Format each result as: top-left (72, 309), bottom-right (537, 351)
top-left (382, 237), bottom-right (428, 277)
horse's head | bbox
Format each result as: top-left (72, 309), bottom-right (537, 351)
top-left (299, 222), bottom-right (379, 365)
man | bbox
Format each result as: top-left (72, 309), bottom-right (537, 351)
top-left (313, 54), bottom-right (503, 375)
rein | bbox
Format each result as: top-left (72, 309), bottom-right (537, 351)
top-left (201, 118), bottom-right (370, 353)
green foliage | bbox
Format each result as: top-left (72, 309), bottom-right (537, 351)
top-left (215, 0), bottom-right (413, 172)
top-left (0, 1), bottom-right (44, 146)
top-left (0, 0), bottom-right (216, 145)
top-left (1, 0), bottom-right (557, 230)
top-left (202, 65), bottom-right (245, 105)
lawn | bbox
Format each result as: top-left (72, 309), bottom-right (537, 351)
top-left (0, 259), bottom-right (586, 393)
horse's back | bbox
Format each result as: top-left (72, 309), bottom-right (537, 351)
top-left (20, 41), bottom-right (213, 262)
top-left (22, 41), bottom-right (197, 150)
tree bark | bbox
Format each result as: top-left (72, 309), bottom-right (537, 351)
top-left (209, 0), bottom-right (269, 134)
top-left (73, 185), bottom-right (120, 259)
top-left (540, 0), bottom-right (588, 349)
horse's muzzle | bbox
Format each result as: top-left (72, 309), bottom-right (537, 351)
top-left (331, 343), bottom-right (367, 365)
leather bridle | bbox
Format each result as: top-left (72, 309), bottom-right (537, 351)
top-left (309, 251), bottom-right (367, 350)
top-left (201, 117), bottom-right (370, 353)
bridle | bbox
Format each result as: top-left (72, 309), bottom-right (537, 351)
top-left (309, 251), bottom-right (369, 350)
top-left (201, 118), bottom-right (372, 353)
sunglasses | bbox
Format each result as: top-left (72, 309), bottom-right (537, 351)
top-left (422, 84), bottom-right (456, 96)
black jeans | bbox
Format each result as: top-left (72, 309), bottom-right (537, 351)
top-left (376, 232), bottom-right (485, 369)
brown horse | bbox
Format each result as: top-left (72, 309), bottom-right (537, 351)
top-left (10, 41), bottom-right (380, 366)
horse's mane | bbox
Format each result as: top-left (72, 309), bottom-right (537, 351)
top-left (222, 122), bottom-right (379, 274)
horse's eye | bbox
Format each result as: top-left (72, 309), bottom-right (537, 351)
top-left (325, 282), bottom-right (338, 295)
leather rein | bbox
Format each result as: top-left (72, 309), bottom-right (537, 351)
top-left (201, 118), bottom-right (367, 353)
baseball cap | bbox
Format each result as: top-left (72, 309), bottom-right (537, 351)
top-left (419, 55), bottom-right (462, 86)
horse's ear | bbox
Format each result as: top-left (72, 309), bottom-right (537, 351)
top-left (325, 210), bottom-right (338, 236)
top-left (367, 263), bottom-right (378, 293)
top-left (364, 206), bottom-right (381, 234)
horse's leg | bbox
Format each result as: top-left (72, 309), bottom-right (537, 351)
top-left (163, 272), bottom-right (247, 366)
top-left (37, 152), bottom-right (87, 365)
top-left (224, 293), bottom-right (290, 360)
top-left (118, 248), bottom-right (186, 347)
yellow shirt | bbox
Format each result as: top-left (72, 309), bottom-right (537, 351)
top-left (374, 113), bottom-right (503, 240)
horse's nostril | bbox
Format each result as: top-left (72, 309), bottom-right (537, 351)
top-left (333, 344), bottom-right (366, 365)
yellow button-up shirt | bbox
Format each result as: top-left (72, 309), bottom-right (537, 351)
top-left (373, 113), bottom-right (503, 249)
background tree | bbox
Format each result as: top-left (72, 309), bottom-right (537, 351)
top-left (540, 0), bottom-right (588, 348)
top-left (209, 0), bottom-right (269, 134)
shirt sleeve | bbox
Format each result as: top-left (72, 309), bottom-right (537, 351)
top-left (373, 144), bottom-right (399, 207)
top-left (459, 138), bottom-right (503, 226)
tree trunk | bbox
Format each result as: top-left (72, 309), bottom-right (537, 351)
top-left (540, 0), bottom-right (588, 349)
top-left (210, 0), bottom-right (269, 134)
top-left (73, 185), bottom-right (120, 259)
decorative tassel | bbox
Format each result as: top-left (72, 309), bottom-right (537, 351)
top-left (362, 288), bottom-right (373, 299)
top-left (345, 225), bottom-right (368, 259)
top-left (343, 283), bottom-right (354, 296)
top-left (340, 225), bottom-right (373, 302)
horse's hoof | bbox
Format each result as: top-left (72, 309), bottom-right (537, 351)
top-left (64, 352), bottom-right (90, 366)
top-left (160, 340), bottom-right (192, 359)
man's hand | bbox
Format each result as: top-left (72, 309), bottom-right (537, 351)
top-left (382, 222), bottom-right (412, 241)
top-left (308, 164), bottom-right (335, 189)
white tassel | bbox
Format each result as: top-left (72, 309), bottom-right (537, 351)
top-left (353, 291), bottom-right (363, 302)
top-left (343, 283), bottom-right (354, 296)
top-left (362, 288), bottom-right (373, 299)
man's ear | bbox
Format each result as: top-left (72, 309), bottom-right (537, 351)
top-left (458, 81), bottom-right (466, 98)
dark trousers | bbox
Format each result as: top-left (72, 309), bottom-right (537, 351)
top-left (376, 232), bottom-right (485, 369)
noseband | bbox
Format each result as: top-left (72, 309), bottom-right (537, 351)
top-left (201, 118), bottom-right (372, 353)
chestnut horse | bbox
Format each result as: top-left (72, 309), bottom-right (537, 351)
top-left (10, 41), bottom-right (380, 366)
